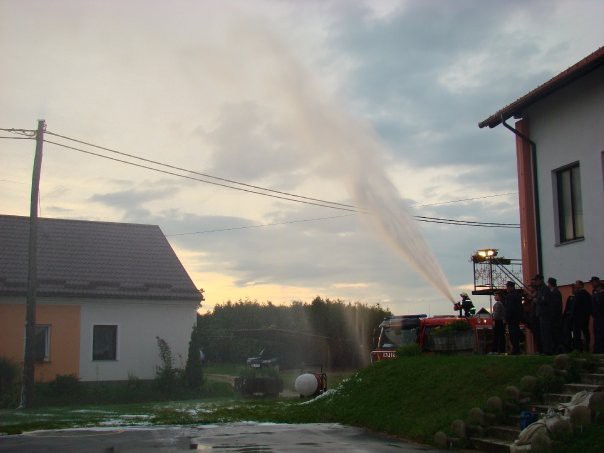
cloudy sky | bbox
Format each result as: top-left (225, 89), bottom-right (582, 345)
top-left (1, 0), bottom-right (603, 315)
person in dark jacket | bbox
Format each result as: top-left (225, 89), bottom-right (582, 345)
top-left (562, 284), bottom-right (575, 352)
top-left (504, 281), bottom-right (523, 355)
top-left (533, 274), bottom-right (554, 355)
top-left (592, 280), bottom-right (604, 353)
top-left (548, 277), bottom-right (563, 353)
top-left (492, 290), bottom-right (506, 353)
top-left (572, 280), bottom-right (592, 352)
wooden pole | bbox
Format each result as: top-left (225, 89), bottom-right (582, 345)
top-left (19, 119), bottom-right (45, 409)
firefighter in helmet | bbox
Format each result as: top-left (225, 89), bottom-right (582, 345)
top-left (455, 293), bottom-right (475, 317)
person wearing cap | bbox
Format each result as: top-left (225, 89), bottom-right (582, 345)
top-left (457, 293), bottom-right (475, 318)
top-left (547, 277), bottom-right (563, 353)
top-left (590, 276), bottom-right (601, 294)
top-left (592, 280), bottom-right (604, 353)
top-left (571, 280), bottom-right (592, 352)
top-left (533, 274), bottom-right (554, 355)
top-left (504, 281), bottom-right (522, 354)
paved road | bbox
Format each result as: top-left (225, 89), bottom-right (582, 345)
top-left (0, 422), bottom-right (443, 452)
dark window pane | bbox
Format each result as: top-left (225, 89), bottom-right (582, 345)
top-left (34, 326), bottom-right (49, 362)
top-left (93, 325), bottom-right (117, 360)
top-left (556, 164), bottom-right (583, 243)
top-left (571, 166), bottom-right (584, 238)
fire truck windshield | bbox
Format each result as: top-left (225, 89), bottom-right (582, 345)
top-left (380, 326), bottom-right (418, 348)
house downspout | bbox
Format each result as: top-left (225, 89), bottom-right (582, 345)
top-left (501, 117), bottom-right (543, 275)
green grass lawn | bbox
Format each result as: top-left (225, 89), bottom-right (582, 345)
top-left (2, 355), bottom-right (603, 451)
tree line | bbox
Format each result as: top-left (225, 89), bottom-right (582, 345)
top-left (195, 297), bottom-right (391, 369)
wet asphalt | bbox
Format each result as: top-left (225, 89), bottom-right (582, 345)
top-left (0, 422), bottom-right (443, 452)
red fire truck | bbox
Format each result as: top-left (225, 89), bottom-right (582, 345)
top-left (370, 313), bottom-right (493, 363)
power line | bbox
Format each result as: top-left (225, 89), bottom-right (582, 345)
top-left (43, 139), bottom-right (358, 213)
top-left (414, 215), bottom-right (518, 227)
top-left (45, 130), bottom-right (355, 210)
top-left (0, 136), bottom-right (34, 140)
top-left (40, 133), bottom-right (519, 228)
top-left (44, 134), bottom-right (519, 228)
top-left (166, 214), bottom-right (357, 236)
top-left (0, 128), bottom-right (36, 137)
top-left (168, 215), bottom-right (519, 236)
top-left (412, 192), bottom-right (516, 207)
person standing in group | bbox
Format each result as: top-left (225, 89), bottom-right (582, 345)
top-left (547, 277), bottom-right (563, 353)
top-left (592, 280), bottom-right (604, 354)
top-left (591, 276), bottom-right (601, 294)
top-left (492, 290), bottom-right (506, 354)
top-left (572, 280), bottom-right (592, 352)
top-left (562, 284), bottom-right (576, 352)
top-left (533, 274), bottom-right (554, 355)
top-left (504, 281), bottom-right (523, 355)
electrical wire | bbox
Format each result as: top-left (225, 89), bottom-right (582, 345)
top-left (166, 214), bottom-right (357, 236)
top-left (412, 192), bottom-right (516, 207)
top-left (43, 139), bottom-right (358, 213)
top-left (0, 136), bottom-right (34, 140)
top-left (43, 137), bottom-right (520, 228)
top-left (0, 127), bottom-right (36, 137)
top-left (45, 130), bottom-right (355, 210)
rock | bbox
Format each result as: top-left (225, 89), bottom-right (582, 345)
top-left (549, 418), bottom-right (572, 439)
top-left (520, 375), bottom-right (537, 392)
top-left (468, 407), bottom-right (485, 426)
top-left (531, 432), bottom-right (552, 453)
top-left (505, 385), bottom-right (520, 401)
top-left (553, 354), bottom-right (571, 370)
top-left (450, 419), bottom-right (466, 438)
top-left (570, 405), bottom-right (591, 428)
top-left (486, 396), bottom-right (502, 413)
top-left (433, 431), bottom-right (449, 449)
top-left (589, 391), bottom-right (604, 415)
top-left (466, 424), bottom-right (484, 437)
top-left (537, 364), bottom-right (555, 379)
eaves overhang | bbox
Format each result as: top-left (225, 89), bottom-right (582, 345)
top-left (479, 46), bottom-right (604, 129)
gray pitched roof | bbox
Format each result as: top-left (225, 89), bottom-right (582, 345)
top-left (0, 215), bottom-right (202, 301)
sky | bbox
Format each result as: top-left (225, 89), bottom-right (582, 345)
top-left (1, 0), bottom-right (603, 315)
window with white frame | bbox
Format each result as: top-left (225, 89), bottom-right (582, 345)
top-left (34, 325), bottom-right (50, 362)
top-left (555, 163), bottom-right (584, 243)
top-left (92, 325), bottom-right (118, 361)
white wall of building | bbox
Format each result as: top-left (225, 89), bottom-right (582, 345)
top-left (79, 298), bottom-right (198, 381)
top-left (527, 65), bottom-right (604, 285)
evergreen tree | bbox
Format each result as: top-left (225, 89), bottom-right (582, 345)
top-left (184, 327), bottom-right (204, 389)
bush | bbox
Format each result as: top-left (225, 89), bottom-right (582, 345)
top-left (432, 320), bottom-right (471, 335)
top-left (154, 337), bottom-right (183, 391)
top-left (184, 328), bottom-right (204, 389)
top-left (48, 374), bottom-right (81, 396)
top-left (396, 343), bottom-right (422, 357)
top-left (0, 357), bottom-right (20, 408)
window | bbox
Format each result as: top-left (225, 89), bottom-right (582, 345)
top-left (92, 325), bottom-right (118, 361)
top-left (34, 325), bottom-right (50, 362)
top-left (556, 164), bottom-right (584, 243)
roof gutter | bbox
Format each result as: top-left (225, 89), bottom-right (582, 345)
top-left (501, 116), bottom-right (543, 275)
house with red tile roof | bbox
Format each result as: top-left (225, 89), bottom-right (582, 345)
top-left (478, 47), bottom-right (603, 297)
top-left (0, 215), bottom-right (202, 382)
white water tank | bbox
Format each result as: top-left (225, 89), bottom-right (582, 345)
top-left (294, 373), bottom-right (320, 396)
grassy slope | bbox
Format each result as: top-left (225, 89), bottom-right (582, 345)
top-left (289, 355), bottom-right (555, 442)
top-left (283, 354), bottom-right (604, 451)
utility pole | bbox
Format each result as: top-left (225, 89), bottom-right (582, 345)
top-left (19, 119), bottom-right (45, 409)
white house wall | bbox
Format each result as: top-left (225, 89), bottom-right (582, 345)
top-left (79, 299), bottom-right (198, 381)
top-left (527, 65), bottom-right (604, 284)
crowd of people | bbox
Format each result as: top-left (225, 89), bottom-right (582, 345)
top-left (481, 275), bottom-right (603, 355)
